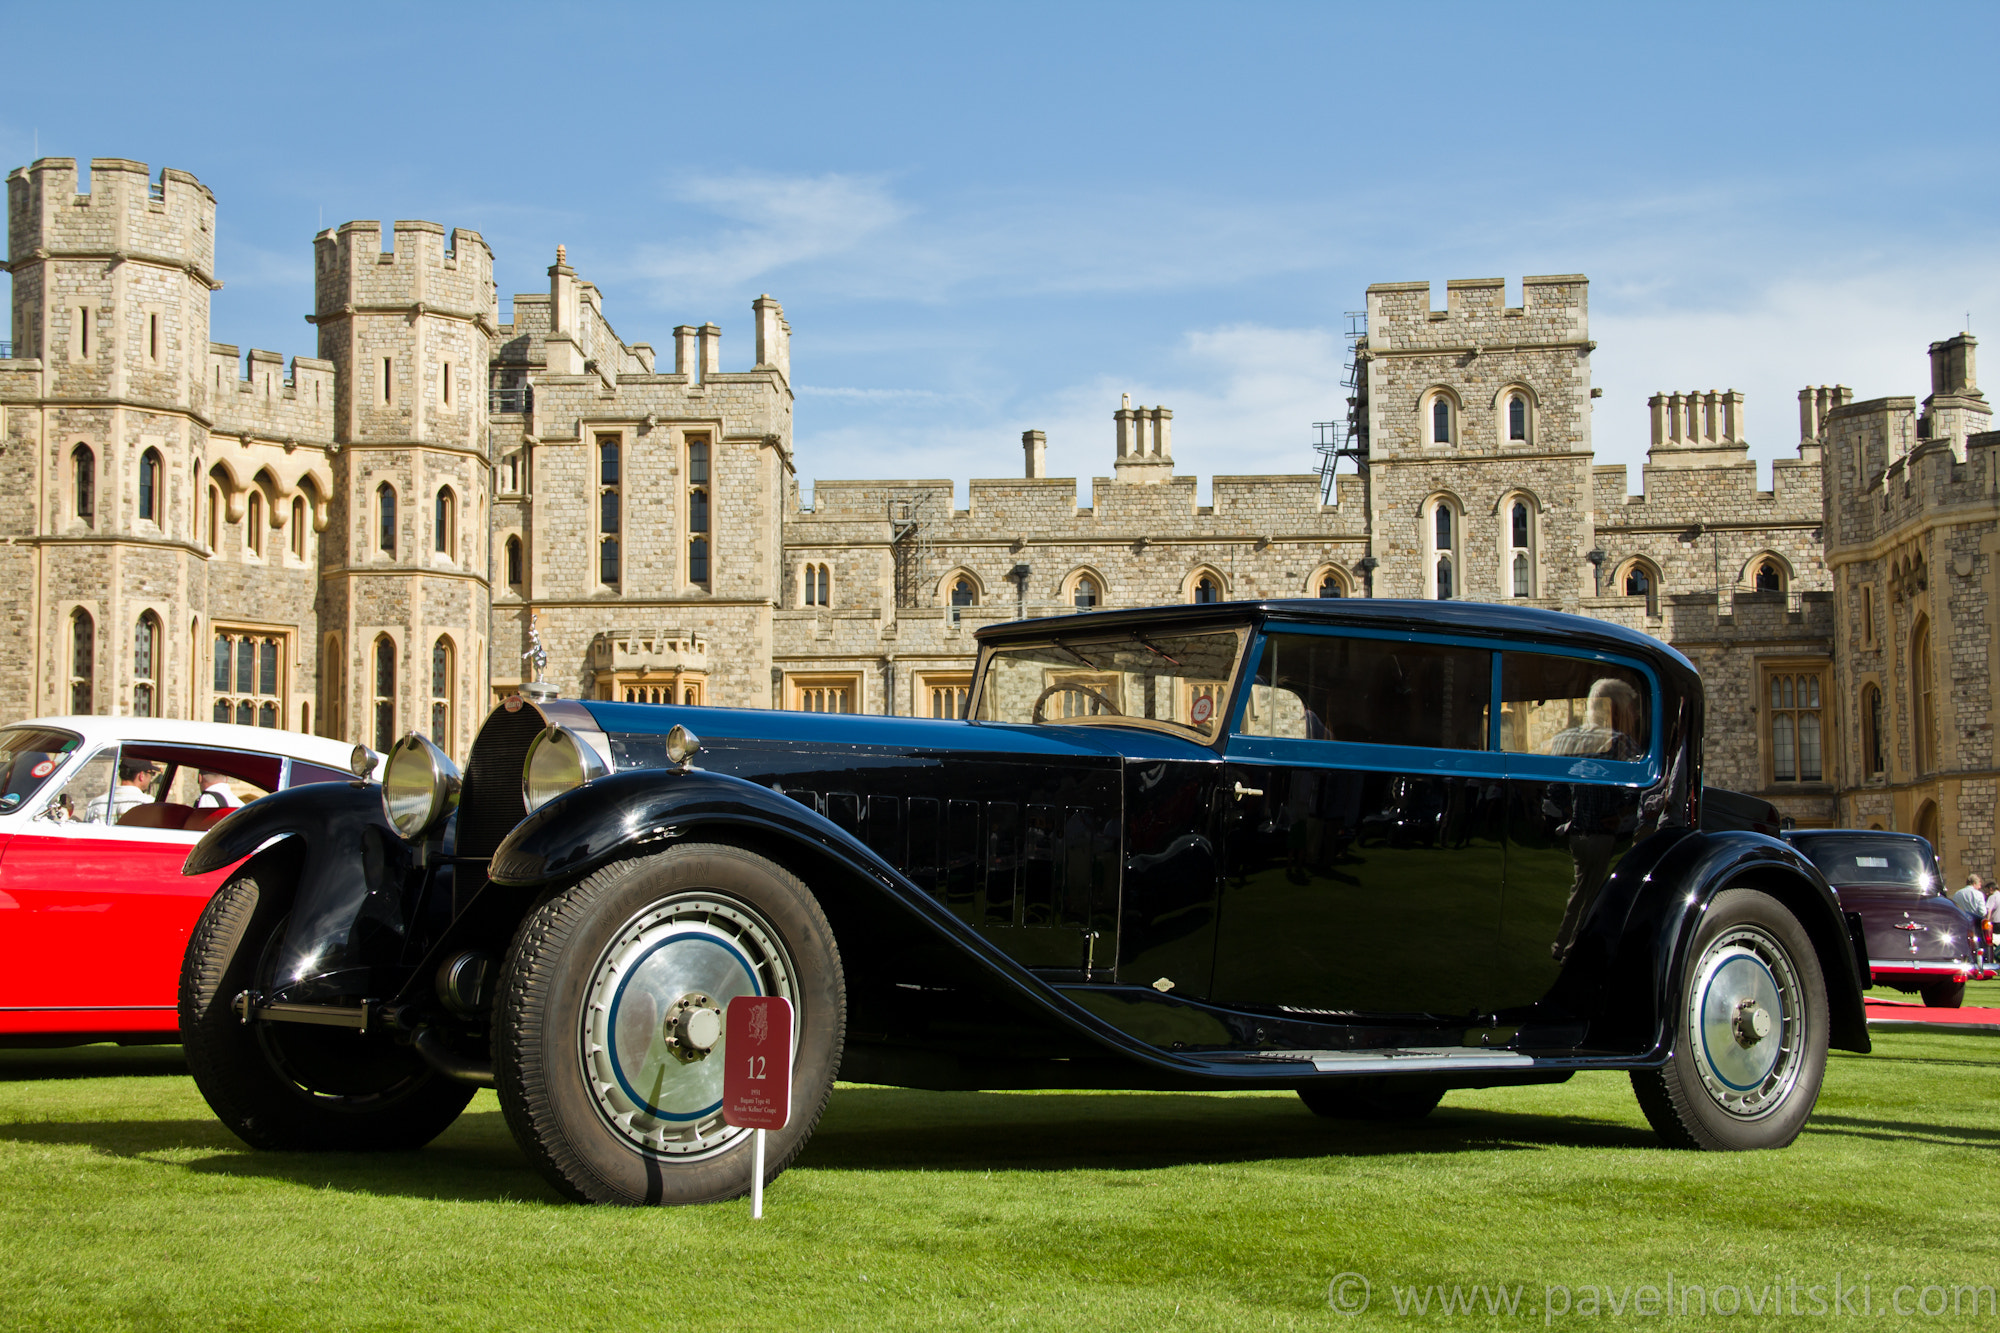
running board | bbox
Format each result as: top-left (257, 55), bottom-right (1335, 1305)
top-left (1208, 1047), bottom-right (1547, 1075)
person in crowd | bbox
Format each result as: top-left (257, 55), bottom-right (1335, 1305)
top-left (192, 769), bottom-right (244, 809)
top-left (1953, 872), bottom-right (1990, 923)
top-left (89, 759), bottom-right (160, 823)
top-left (1984, 876), bottom-right (2000, 924)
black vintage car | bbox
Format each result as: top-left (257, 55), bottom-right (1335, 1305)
top-left (1782, 829), bottom-right (1988, 1008)
top-left (177, 600), bottom-right (1869, 1205)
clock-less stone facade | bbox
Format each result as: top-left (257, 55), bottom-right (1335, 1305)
top-left (3, 155), bottom-right (1994, 881)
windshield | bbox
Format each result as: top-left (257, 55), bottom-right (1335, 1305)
top-left (974, 628), bottom-right (1247, 740)
top-left (1791, 836), bottom-right (1938, 891)
top-left (0, 726), bottom-right (84, 815)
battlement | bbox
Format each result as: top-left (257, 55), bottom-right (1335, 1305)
top-left (5, 156), bottom-right (215, 275)
top-left (314, 219), bottom-right (495, 320)
top-left (1362, 275), bottom-right (1588, 350)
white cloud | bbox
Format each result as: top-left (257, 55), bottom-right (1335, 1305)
top-left (631, 172), bottom-right (906, 294)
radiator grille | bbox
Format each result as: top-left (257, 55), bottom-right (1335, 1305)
top-left (456, 701), bottom-right (546, 862)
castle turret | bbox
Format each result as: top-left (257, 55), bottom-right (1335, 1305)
top-left (0, 157), bottom-right (229, 722)
top-left (313, 218), bottom-right (495, 757)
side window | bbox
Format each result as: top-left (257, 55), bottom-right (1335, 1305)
top-left (1239, 633), bottom-right (1490, 751)
top-left (44, 749), bottom-right (115, 825)
top-left (1498, 653), bottom-right (1650, 760)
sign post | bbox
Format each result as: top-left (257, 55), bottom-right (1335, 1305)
top-left (722, 995), bottom-right (793, 1220)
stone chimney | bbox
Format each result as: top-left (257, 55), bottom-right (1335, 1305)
top-left (1022, 429), bottom-right (1046, 478)
top-left (673, 325), bottom-right (698, 380)
top-left (544, 244), bottom-right (585, 375)
top-left (1920, 333), bottom-right (1989, 458)
top-left (1645, 389), bottom-right (1749, 469)
top-left (698, 323), bottom-right (721, 382)
top-left (753, 294), bottom-right (790, 382)
top-left (1113, 394), bottom-right (1175, 484)
top-left (1798, 385), bottom-right (1853, 444)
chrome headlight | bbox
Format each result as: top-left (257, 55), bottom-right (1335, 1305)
top-left (350, 743), bottom-right (378, 779)
top-left (665, 724), bottom-right (702, 767)
top-left (523, 726), bottom-right (609, 814)
top-left (381, 733), bottom-right (462, 840)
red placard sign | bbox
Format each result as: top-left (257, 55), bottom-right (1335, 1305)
top-left (722, 995), bottom-right (793, 1131)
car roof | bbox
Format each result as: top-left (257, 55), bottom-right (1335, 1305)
top-left (1784, 829), bottom-right (1932, 845)
top-left (975, 598), bottom-right (1693, 670)
top-left (7, 715), bottom-right (370, 769)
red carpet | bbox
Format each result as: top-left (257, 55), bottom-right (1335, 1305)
top-left (1864, 998), bottom-right (2000, 1033)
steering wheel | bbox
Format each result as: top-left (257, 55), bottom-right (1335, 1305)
top-left (1031, 682), bottom-right (1123, 724)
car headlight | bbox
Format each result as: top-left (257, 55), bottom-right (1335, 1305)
top-left (381, 733), bottom-right (462, 840)
top-left (523, 726), bottom-right (609, 814)
top-left (350, 743), bottom-right (378, 779)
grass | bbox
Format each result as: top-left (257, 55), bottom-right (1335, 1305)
top-left (1, 1024), bottom-right (1997, 1332)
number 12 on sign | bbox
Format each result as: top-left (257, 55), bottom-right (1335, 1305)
top-left (723, 995), bottom-right (794, 1219)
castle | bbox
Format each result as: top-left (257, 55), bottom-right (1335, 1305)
top-left (3, 157), bottom-right (1993, 879)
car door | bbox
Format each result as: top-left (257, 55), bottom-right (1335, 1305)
top-left (1210, 628), bottom-right (1505, 1019)
top-left (1492, 648), bottom-right (1659, 1012)
top-left (0, 743), bottom-right (277, 1024)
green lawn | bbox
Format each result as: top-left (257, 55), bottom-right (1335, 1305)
top-left (0, 1028), bottom-right (1995, 1332)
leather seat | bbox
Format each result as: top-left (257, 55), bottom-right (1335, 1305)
top-left (117, 802), bottom-right (194, 831)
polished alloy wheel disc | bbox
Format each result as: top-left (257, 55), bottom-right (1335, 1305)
top-left (581, 894), bottom-right (797, 1159)
top-left (1688, 924), bottom-right (1805, 1119)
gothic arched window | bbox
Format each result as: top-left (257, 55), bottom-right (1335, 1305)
top-left (1432, 398), bottom-right (1451, 444)
top-left (1318, 571), bottom-right (1344, 598)
top-left (133, 612), bottom-right (161, 718)
top-left (1073, 576), bottom-right (1098, 610)
top-left (138, 448), bottom-right (162, 523)
top-left (70, 609), bottom-right (94, 714)
top-left (506, 536), bottom-right (523, 587)
top-left (378, 482), bottom-right (397, 555)
top-left (1194, 574), bottom-right (1221, 604)
top-left (73, 445), bottom-right (95, 525)
top-left (430, 637), bottom-right (454, 756)
top-left (687, 437), bottom-right (711, 587)
top-left (1508, 395), bottom-right (1527, 441)
top-left (373, 637), bottom-right (397, 753)
top-left (1755, 560), bottom-right (1782, 592)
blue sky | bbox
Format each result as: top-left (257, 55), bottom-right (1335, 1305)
top-left (5, 2), bottom-right (1998, 500)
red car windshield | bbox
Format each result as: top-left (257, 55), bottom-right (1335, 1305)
top-left (0, 727), bottom-right (84, 814)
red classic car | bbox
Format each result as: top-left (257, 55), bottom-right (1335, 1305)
top-left (0, 716), bottom-right (374, 1045)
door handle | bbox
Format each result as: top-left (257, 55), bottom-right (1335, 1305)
top-left (1233, 782), bottom-right (1264, 800)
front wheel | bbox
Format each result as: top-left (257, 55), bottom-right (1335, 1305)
top-left (493, 843), bottom-right (846, 1205)
top-left (1631, 888), bottom-right (1828, 1151)
top-left (179, 860), bottom-right (476, 1150)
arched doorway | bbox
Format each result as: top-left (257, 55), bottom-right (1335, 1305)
top-left (1914, 800), bottom-right (1940, 856)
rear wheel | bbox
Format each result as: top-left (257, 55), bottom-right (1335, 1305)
top-left (1632, 888), bottom-right (1827, 1151)
top-left (1919, 978), bottom-right (1966, 1008)
top-left (1298, 1078), bottom-right (1443, 1122)
top-left (493, 843), bottom-right (845, 1205)
top-left (179, 862), bottom-right (476, 1150)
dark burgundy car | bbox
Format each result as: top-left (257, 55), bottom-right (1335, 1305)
top-left (1782, 830), bottom-right (1986, 1007)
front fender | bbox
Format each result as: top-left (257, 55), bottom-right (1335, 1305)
top-left (181, 781), bottom-right (415, 1003)
top-left (1598, 830), bottom-right (1869, 1057)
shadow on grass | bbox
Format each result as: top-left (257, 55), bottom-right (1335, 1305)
top-left (1805, 1113), bottom-right (2000, 1150)
top-left (0, 1109), bottom-right (563, 1204)
top-left (0, 1045), bottom-right (188, 1081)
top-left (794, 1087), bottom-right (1662, 1171)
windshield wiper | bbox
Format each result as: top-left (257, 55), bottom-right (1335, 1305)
top-left (1131, 633), bottom-right (1182, 666)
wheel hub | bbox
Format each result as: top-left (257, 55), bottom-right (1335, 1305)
top-left (1732, 999), bottom-right (1772, 1047)
top-left (1689, 925), bottom-right (1805, 1120)
top-left (580, 894), bottom-right (797, 1160)
top-left (664, 992), bottom-right (723, 1064)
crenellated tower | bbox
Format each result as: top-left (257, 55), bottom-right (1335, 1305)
top-left (313, 219), bottom-right (496, 757)
top-left (0, 157), bottom-right (225, 721)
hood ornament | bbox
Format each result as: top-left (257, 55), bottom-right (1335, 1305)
top-left (520, 612), bottom-right (558, 702)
